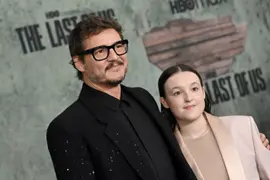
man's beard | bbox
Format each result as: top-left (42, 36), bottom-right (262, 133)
top-left (103, 60), bottom-right (127, 87)
top-left (106, 77), bottom-right (124, 87)
top-left (88, 66), bottom-right (127, 87)
top-left (105, 66), bottom-right (127, 87)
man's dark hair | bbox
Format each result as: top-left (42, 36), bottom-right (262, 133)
top-left (68, 15), bottom-right (124, 80)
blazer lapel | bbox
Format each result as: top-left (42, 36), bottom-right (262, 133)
top-left (174, 127), bottom-right (205, 180)
top-left (123, 86), bottom-right (196, 179)
top-left (104, 115), bottom-right (157, 180)
top-left (205, 113), bottom-right (247, 180)
top-left (123, 86), bottom-right (184, 154)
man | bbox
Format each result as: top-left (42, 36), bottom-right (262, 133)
top-left (46, 15), bottom-right (197, 180)
top-left (46, 15), bottom-right (270, 180)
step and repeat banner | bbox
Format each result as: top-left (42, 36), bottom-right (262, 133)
top-left (1, 0), bottom-right (270, 179)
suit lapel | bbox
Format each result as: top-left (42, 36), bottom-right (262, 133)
top-left (103, 115), bottom-right (157, 180)
top-left (78, 84), bottom-right (156, 180)
top-left (205, 113), bottom-right (247, 180)
top-left (123, 86), bottom-right (180, 151)
top-left (174, 127), bottom-right (205, 180)
top-left (123, 86), bottom-right (196, 179)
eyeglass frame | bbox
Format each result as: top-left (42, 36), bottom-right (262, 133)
top-left (71, 39), bottom-right (129, 62)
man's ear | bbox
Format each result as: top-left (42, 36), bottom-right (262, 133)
top-left (72, 56), bottom-right (85, 72)
top-left (160, 97), bottom-right (169, 108)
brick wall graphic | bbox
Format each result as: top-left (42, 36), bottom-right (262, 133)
top-left (142, 16), bottom-right (247, 79)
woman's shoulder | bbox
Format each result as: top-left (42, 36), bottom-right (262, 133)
top-left (218, 115), bottom-right (253, 126)
top-left (218, 115), bottom-right (255, 139)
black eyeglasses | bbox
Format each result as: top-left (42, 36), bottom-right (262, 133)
top-left (77, 39), bottom-right (129, 61)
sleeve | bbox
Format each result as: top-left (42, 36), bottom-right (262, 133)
top-left (249, 116), bottom-right (270, 179)
top-left (46, 121), bottom-right (97, 180)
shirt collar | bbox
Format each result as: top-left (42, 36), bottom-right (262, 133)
top-left (80, 83), bottom-right (130, 110)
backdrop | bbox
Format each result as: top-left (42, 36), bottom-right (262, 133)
top-left (1, 0), bottom-right (270, 179)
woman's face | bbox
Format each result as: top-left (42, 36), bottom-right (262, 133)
top-left (161, 71), bottom-right (205, 122)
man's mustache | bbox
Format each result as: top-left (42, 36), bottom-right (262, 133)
top-left (105, 60), bottom-right (124, 71)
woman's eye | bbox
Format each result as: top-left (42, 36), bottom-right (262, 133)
top-left (173, 91), bottom-right (181, 96)
top-left (192, 87), bottom-right (199, 91)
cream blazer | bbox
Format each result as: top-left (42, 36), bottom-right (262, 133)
top-left (174, 113), bottom-right (270, 180)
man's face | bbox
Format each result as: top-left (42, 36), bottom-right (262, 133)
top-left (75, 28), bottom-right (128, 87)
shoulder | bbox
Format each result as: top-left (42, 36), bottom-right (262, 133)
top-left (47, 100), bottom-right (91, 134)
top-left (218, 116), bottom-right (258, 152)
top-left (218, 115), bottom-right (255, 136)
top-left (123, 85), bottom-right (152, 95)
top-left (122, 85), bottom-right (155, 100)
top-left (122, 85), bottom-right (159, 108)
top-left (219, 115), bottom-right (253, 126)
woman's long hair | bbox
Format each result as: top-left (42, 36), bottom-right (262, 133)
top-left (158, 64), bottom-right (211, 130)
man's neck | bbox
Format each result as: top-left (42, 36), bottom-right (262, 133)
top-left (85, 80), bottom-right (121, 100)
top-left (177, 113), bottom-right (209, 139)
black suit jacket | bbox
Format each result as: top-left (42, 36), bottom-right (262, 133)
top-left (46, 84), bottom-right (196, 180)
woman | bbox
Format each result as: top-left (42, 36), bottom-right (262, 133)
top-left (158, 64), bottom-right (270, 180)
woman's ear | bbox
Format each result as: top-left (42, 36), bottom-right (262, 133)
top-left (160, 97), bottom-right (169, 108)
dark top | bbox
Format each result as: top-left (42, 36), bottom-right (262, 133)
top-left (46, 83), bottom-right (197, 180)
top-left (120, 91), bottom-right (178, 180)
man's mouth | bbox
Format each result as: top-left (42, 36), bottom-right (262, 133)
top-left (106, 62), bottom-right (123, 71)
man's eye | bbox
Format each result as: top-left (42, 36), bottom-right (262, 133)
top-left (95, 48), bottom-right (104, 54)
top-left (115, 44), bottom-right (124, 48)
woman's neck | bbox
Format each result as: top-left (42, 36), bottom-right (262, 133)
top-left (177, 113), bottom-right (209, 139)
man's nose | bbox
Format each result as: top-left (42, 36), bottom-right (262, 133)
top-left (107, 48), bottom-right (118, 61)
